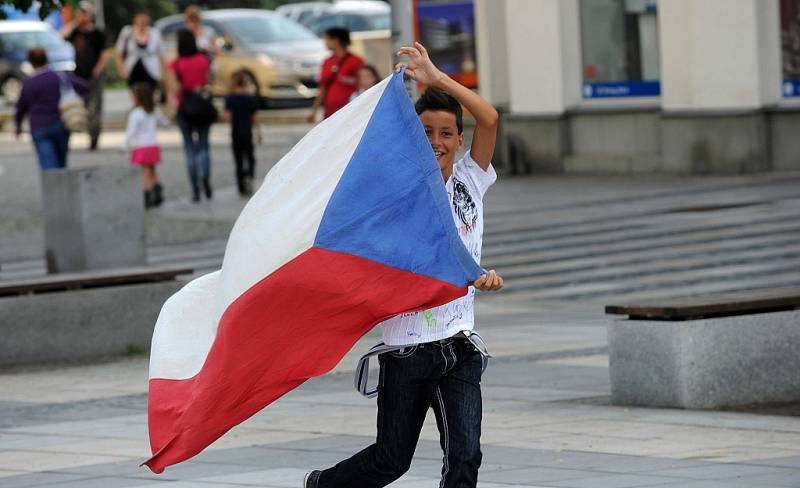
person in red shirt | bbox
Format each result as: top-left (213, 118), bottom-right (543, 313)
top-left (307, 27), bottom-right (364, 122)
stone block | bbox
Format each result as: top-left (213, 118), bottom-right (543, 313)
top-left (40, 167), bottom-right (145, 273)
top-left (767, 110), bottom-right (800, 171)
top-left (496, 114), bottom-right (567, 174)
top-left (569, 110), bottom-right (661, 157)
top-left (608, 310), bottom-right (800, 409)
top-left (0, 280), bottom-right (182, 367)
top-left (661, 112), bottom-right (769, 174)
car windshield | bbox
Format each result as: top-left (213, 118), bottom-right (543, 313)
top-left (310, 12), bottom-right (390, 35)
top-left (0, 29), bottom-right (66, 54)
top-left (369, 13), bottom-right (391, 30)
top-left (224, 16), bottom-right (318, 44)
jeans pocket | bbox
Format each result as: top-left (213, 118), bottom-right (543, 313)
top-left (387, 345), bottom-right (418, 359)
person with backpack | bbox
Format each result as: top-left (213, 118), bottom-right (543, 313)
top-left (166, 29), bottom-right (216, 203)
top-left (307, 27), bottom-right (363, 122)
top-left (14, 48), bottom-right (88, 170)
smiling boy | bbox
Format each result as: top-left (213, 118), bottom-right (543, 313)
top-left (304, 42), bottom-right (503, 488)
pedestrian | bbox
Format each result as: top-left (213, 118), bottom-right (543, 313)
top-left (307, 27), bottom-right (363, 122)
top-left (304, 42), bottom-right (504, 488)
top-left (184, 5), bottom-right (219, 57)
top-left (126, 83), bottom-right (168, 209)
top-left (167, 29), bottom-right (214, 202)
top-left (223, 71), bottom-right (262, 197)
top-left (350, 64), bottom-right (380, 101)
top-left (115, 12), bottom-right (164, 102)
top-left (14, 48), bottom-right (88, 170)
top-left (60, 0), bottom-right (111, 150)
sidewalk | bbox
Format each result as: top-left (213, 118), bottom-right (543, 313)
top-left (1, 297), bottom-right (799, 487)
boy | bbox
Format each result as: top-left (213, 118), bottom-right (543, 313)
top-left (223, 71), bottom-right (262, 196)
top-left (304, 43), bottom-right (503, 488)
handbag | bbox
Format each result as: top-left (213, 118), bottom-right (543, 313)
top-left (175, 59), bottom-right (217, 126)
top-left (57, 72), bottom-right (89, 132)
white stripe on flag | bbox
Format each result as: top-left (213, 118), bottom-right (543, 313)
top-left (149, 77), bottom-right (392, 381)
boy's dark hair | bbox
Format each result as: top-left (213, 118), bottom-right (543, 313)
top-left (27, 48), bottom-right (48, 68)
top-left (131, 83), bottom-right (155, 113)
top-left (415, 87), bottom-right (463, 134)
top-left (177, 29), bottom-right (198, 58)
top-left (230, 70), bottom-right (247, 88)
top-left (324, 27), bottom-right (351, 48)
top-left (360, 64), bottom-right (380, 82)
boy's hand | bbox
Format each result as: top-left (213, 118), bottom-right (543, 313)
top-left (474, 270), bottom-right (504, 292)
top-left (395, 42), bottom-right (445, 88)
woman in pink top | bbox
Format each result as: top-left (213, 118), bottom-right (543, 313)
top-left (167, 29), bottom-right (213, 202)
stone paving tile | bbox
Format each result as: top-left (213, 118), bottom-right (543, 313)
top-left (735, 472), bottom-right (800, 487)
top-left (744, 455), bottom-right (800, 468)
top-left (542, 472), bottom-right (692, 488)
top-left (0, 470), bottom-right (99, 488)
top-left (648, 462), bottom-right (799, 480)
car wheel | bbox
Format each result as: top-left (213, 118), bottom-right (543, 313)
top-left (1, 76), bottom-right (22, 105)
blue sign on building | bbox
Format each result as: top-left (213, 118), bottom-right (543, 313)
top-left (783, 80), bottom-right (800, 97)
top-left (583, 81), bottom-right (661, 99)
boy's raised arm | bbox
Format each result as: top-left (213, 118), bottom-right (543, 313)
top-left (397, 42), bottom-right (498, 171)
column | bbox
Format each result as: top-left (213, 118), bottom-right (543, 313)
top-left (659, 0), bottom-right (781, 172)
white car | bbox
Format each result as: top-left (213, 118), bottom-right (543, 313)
top-left (0, 21), bottom-right (75, 104)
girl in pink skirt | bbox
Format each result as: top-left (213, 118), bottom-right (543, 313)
top-left (126, 83), bottom-right (168, 208)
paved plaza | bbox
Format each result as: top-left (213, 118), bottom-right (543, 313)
top-left (1, 112), bottom-right (800, 487)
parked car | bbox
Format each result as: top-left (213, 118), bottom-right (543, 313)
top-left (155, 9), bottom-right (327, 105)
top-left (306, 1), bottom-right (391, 36)
top-left (0, 21), bottom-right (75, 105)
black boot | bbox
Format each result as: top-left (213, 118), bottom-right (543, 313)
top-left (202, 177), bottom-right (213, 199)
top-left (143, 189), bottom-right (155, 209)
top-left (152, 183), bottom-right (164, 207)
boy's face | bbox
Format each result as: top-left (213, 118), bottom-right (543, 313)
top-left (419, 110), bottom-right (463, 179)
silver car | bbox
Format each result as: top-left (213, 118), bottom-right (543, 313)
top-left (0, 21), bottom-right (75, 104)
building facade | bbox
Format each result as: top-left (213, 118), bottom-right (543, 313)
top-left (475, 0), bottom-right (800, 174)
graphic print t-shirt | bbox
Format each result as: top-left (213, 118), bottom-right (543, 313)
top-left (380, 150), bottom-right (496, 346)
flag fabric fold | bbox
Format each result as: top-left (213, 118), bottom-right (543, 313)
top-left (144, 70), bottom-right (484, 473)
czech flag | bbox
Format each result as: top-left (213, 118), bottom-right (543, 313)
top-left (144, 71), bottom-right (484, 473)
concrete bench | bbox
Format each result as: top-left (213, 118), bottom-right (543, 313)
top-left (606, 288), bottom-right (800, 409)
top-left (0, 265), bottom-right (192, 368)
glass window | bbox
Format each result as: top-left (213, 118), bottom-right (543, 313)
top-left (781, 0), bottom-right (800, 96)
top-left (415, 0), bottom-right (478, 88)
top-left (225, 16), bottom-right (317, 44)
top-left (580, 0), bottom-right (660, 98)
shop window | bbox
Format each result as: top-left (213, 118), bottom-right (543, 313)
top-left (781, 0), bottom-right (800, 97)
top-left (580, 0), bottom-right (660, 98)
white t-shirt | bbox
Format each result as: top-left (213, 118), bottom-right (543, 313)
top-left (125, 107), bottom-right (168, 150)
top-left (380, 149), bottom-right (496, 346)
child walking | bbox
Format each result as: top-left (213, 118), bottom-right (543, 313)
top-left (126, 83), bottom-right (168, 208)
top-left (223, 71), bottom-right (262, 196)
top-left (304, 42), bottom-right (504, 488)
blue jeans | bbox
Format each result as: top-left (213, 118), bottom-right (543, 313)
top-left (177, 115), bottom-right (211, 194)
top-left (32, 122), bottom-right (70, 170)
top-left (318, 336), bottom-right (483, 488)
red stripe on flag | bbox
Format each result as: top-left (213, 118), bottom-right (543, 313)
top-left (144, 247), bottom-right (468, 473)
